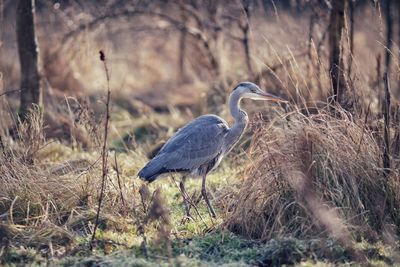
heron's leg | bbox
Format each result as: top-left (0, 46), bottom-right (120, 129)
top-left (179, 175), bottom-right (191, 218)
top-left (201, 173), bottom-right (216, 218)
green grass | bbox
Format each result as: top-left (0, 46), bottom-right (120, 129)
top-left (16, 231), bottom-right (392, 266)
top-left (1, 109), bottom-right (399, 267)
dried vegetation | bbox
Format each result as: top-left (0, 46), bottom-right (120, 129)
top-left (226, 106), bottom-right (400, 259)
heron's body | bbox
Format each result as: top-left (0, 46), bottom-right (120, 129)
top-left (138, 114), bottom-right (245, 181)
top-left (138, 82), bottom-right (286, 217)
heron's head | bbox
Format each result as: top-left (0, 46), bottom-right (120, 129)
top-left (233, 82), bottom-right (287, 103)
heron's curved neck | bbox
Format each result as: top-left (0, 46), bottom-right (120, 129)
top-left (229, 91), bottom-right (247, 122)
top-left (225, 90), bottom-right (248, 152)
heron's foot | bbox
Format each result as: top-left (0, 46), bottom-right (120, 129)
top-left (201, 188), bottom-right (216, 218)
top-left (207, 204), bottom-right (216, 218)
top-left (182, 198), bottom-right (192, 218)
top-left (183, 203), bottom-right (193, 219)
top-left (180, 213), bottom-right (194, 224)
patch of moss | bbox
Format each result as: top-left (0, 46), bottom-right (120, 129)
top-left (0, 247), bottom-right (44, 266)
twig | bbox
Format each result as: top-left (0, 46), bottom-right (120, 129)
top-left (90, 50), bottom-right (111, 250)
top-left (138, 224), bottom-right (149, 259)
top-left (0, 89), bottom-right (21, 97)
top-left (62, 8), bottom-right (219, 77)
top-left (136, 185), bottom-right (150, 259)
top-left (383, 73), bottom-right (391, 177)
top-left (8, 196), bottom-right (19, 225)
top-left (348, 0), bottom-right (355, 77)
top-left (114, 153), bottom-right (126, 214)
top-left (356, 101), bottom-right (371, 155)
top-left (76, 155), bottom-right (102, 179)
top-left (0, 135), bottom-right (7, 158)
top-left (252, 51), bottom-right (308, 83)
top-left (139, 185), bottom-right (150, 213)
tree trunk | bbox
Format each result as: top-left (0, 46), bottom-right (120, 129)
top-left (348, 0), bottom-right (354, 77)
top-left (307, 12), bottom-right (317, 79)
top-left (328, 0), bottom-right (348, 108)
top-left (241, 0), bottom-right (253, 76)
top-left (206, 0), bottom-right (221, 78)
top-left (383, 73), bottom-right (391, 176)
top-left (17, 0), bottom-right (41, 120)
top-left (398, 0), bottom-right (400, 94)
top-left (177, 2), bottom-right (188, 83)
top-left (178, 30), bottom-right (187, 82)
top-left (385, 0), bottom-right (393, 74)
top-left (384, 0), bottom-right (392, 75)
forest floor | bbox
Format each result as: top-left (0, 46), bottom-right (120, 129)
top-left (2, 157), bottom-right (397, 266)
top-left (1, 103), bottom-right (399, 267)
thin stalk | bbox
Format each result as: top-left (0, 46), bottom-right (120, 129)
top-left (90, 50), bottom-right (111, 250)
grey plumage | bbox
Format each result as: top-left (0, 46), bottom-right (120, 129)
top-left (138, 115), bottom-right (229, 181)
top-left (137, 81), bottom-right (286, 217)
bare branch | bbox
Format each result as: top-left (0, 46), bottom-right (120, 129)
top-left (90, 50), bottom-right (112, 251)
top-left (0, 89), bottom-right (21, 98)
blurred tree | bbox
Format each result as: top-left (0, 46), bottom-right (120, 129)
top-left (240, 0), bottom-right (253, 76)
top-left (383, 0), bottom-right (392, 176)
top-left (384, 0), bottom-right (392, 75)
top-left (328, 0), bottom-right (350, 109)
top-left (219, 0), bottom-right (254, 77)
top-left (17, 0), bottom-right (41, 120)
top-left (307, 4), bottom-right (318, 78)
top-left (175, 0), bottom-right (221, 79)
top-left (203, 0), bottom-right (221, 78)
top-left (348, 0), bottom-right (355, 77)
top-left (398, 0), bottom-right (400, 94)
top-left (177, 1), bottom-right (188, 83)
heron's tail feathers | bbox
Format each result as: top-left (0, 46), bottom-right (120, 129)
top-left (137, 160), bottom-right (164, 183)
top-left (138, 157), bottom-right (189, 182)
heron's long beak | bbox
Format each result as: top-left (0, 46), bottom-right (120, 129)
top-left (258, 92), bottom-right (288, 103)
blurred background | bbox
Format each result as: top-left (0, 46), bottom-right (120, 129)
top-left (1, 0), bottom-right (395, 115)
top-left (2, 0), bottom-right (398, 151)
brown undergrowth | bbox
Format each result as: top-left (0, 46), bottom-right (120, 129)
top-left (225, 105), bottom-right (400, 251)
top-left (0, 108), bottom-right (147, 257)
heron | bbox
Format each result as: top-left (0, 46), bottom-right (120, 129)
top-left (138, 82), bottom-right (286, 218)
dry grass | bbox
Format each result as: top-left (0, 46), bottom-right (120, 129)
top-left (0, 109), bottom-right (142, 253)
top-left (225, 105), bottom-right (400, 248)
top-left (0, 106), bottom-right (210, 263)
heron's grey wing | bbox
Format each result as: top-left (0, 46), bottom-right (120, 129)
top-left (155, 115), bottom-right (229, 171)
